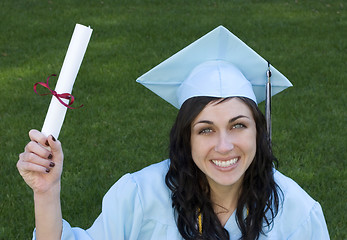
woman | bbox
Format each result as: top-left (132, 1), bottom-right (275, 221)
top-left (166, 95), bottom-right (280, 240)
top-left (17, 26), bottom-right (329, 239)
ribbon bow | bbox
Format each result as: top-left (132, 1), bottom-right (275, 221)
top-left (34, 74), bottom-right (83, 109)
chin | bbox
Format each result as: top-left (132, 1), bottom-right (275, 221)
top-left (208, 173), bottom-right (244, 188)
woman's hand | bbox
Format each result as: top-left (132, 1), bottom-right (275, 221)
top-left (17, 129), bottom-right (64, 194)
top-left (17, 129), bottom-right (64, 239)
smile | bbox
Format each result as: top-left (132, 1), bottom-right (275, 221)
top-left (212, 158), bottom-right (239, 168)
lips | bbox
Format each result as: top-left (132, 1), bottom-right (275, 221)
top-left (211, 157), bottom-right (239, 168)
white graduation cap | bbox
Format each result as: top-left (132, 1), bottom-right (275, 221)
top-left (136, 25), bottom-right (292, 110)
top-left (136, 26), bottom-right (292, 140)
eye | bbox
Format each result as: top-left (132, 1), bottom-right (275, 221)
top-left (232, 123), bottom-right (246, 129)
top-left (199, 128), bottom-right (213, 135)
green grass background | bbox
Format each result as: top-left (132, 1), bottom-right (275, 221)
top-left (0, 0), bottom-right (346, 239)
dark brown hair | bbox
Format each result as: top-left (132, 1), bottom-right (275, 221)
top-left (165, 96), bottom-right (282, 240)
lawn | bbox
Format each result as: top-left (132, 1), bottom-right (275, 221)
top-left (0, 0), bottom-right (346, 239)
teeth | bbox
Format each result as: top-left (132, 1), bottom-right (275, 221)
top-left (212, 158), bottom-right (238, 167)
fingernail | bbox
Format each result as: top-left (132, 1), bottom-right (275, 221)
top-left (52, 136), bottom-right (56, 142)
top-left (45, 140), bottom-right (49, 146)
top-left (49, 162), bottom-right (55, 167)
top-left (46, 168), bottom-right (50, 173)
top-left (48, 154), bottom-right (53, 159)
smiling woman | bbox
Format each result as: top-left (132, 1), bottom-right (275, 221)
top-left (17, 26), bottom-right (329, 240)
top-left (166, 95), bottom-right (283, 239)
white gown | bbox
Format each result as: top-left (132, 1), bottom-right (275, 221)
top-left (33, 160), bottom-right (330, 239)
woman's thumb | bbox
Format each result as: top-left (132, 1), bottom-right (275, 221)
top-left (47, 135), bottom-right (63, 162)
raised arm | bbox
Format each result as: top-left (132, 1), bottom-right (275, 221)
top-left (17, 129), bottom-right (64, 240)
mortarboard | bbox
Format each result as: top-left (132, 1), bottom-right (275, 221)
top-left (136, 25), bottom-right (292, 109)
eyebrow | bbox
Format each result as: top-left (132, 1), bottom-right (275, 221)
top-left (193, 115), bottom-right (249, 127)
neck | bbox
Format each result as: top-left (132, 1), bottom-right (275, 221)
top-left (208, 178), bottom-right (243, 226)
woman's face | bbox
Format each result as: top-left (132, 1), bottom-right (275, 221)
top-left (190, 98), bottom-right (257, 190)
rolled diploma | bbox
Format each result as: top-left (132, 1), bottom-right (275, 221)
top-left (41, 24), bottom-right (93, 139)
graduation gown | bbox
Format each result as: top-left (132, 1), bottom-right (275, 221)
top-left (33, 159), bottom-right (330, 239)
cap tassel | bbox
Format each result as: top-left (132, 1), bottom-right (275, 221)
top-left (266, 62), bottom-right (272, 144)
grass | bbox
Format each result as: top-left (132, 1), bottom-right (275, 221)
top-left (0, 0), bottom-right (346, 239)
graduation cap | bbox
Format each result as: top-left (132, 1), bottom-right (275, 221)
top-left (136, 25), bottom-right (292, 140)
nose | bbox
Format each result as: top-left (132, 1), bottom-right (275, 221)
top-left (214, 133), bottom-right (234, 154)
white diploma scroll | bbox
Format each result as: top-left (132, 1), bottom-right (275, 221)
top-left (41, 24), bottom-right (93, 139)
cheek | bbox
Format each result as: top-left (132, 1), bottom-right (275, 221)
top-left (190, 137), bottom-right (198, 161)
top-left (191, 147), bottom-right (210, 177)
top-left (242, 131), bottom-right (257, 158)
top-left (191, 140), bottom-right (201, 161)
top-left (191, 137), bottom-right (208, 166)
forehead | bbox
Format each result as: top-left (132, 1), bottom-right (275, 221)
top-left (193, 98), bottom-right (254, 122)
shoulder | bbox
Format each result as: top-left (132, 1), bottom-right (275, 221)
top-left (269, 170), bottom-right (329, 239)
top-left (87, 160), bottom-right (178, 238)
top-left (131, 159), bottom-right (170, 183)
top-left (105, 160), bottom-right (174, 222)
top-left (274, 170), bottom-right (315, 208)
top-left (130, 160), bottom-right (173, 219)
top-left (105, 159), bottom-right (170, 200)
top-left (274, 169), bottom-right (317, 220)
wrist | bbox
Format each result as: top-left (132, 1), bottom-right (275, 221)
top-left (34, 183), bottom-right (61, 203)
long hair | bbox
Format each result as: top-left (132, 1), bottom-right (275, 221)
top-left (165, 96), bottom-right (282, 240)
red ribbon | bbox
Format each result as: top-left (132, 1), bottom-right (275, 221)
top-left (34, 74), bottom-right (83, 109)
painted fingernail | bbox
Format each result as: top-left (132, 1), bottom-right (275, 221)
top-left (45, 140), bottom-right (50, 146)
top-left (48, 154), bottom-right (53, 159)
top-left (49, 162), bottom-right (55, 167)
top-left (52, 136), bottom-right (56, 142)
top-left (46, 168), bottom-right (50, 173)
